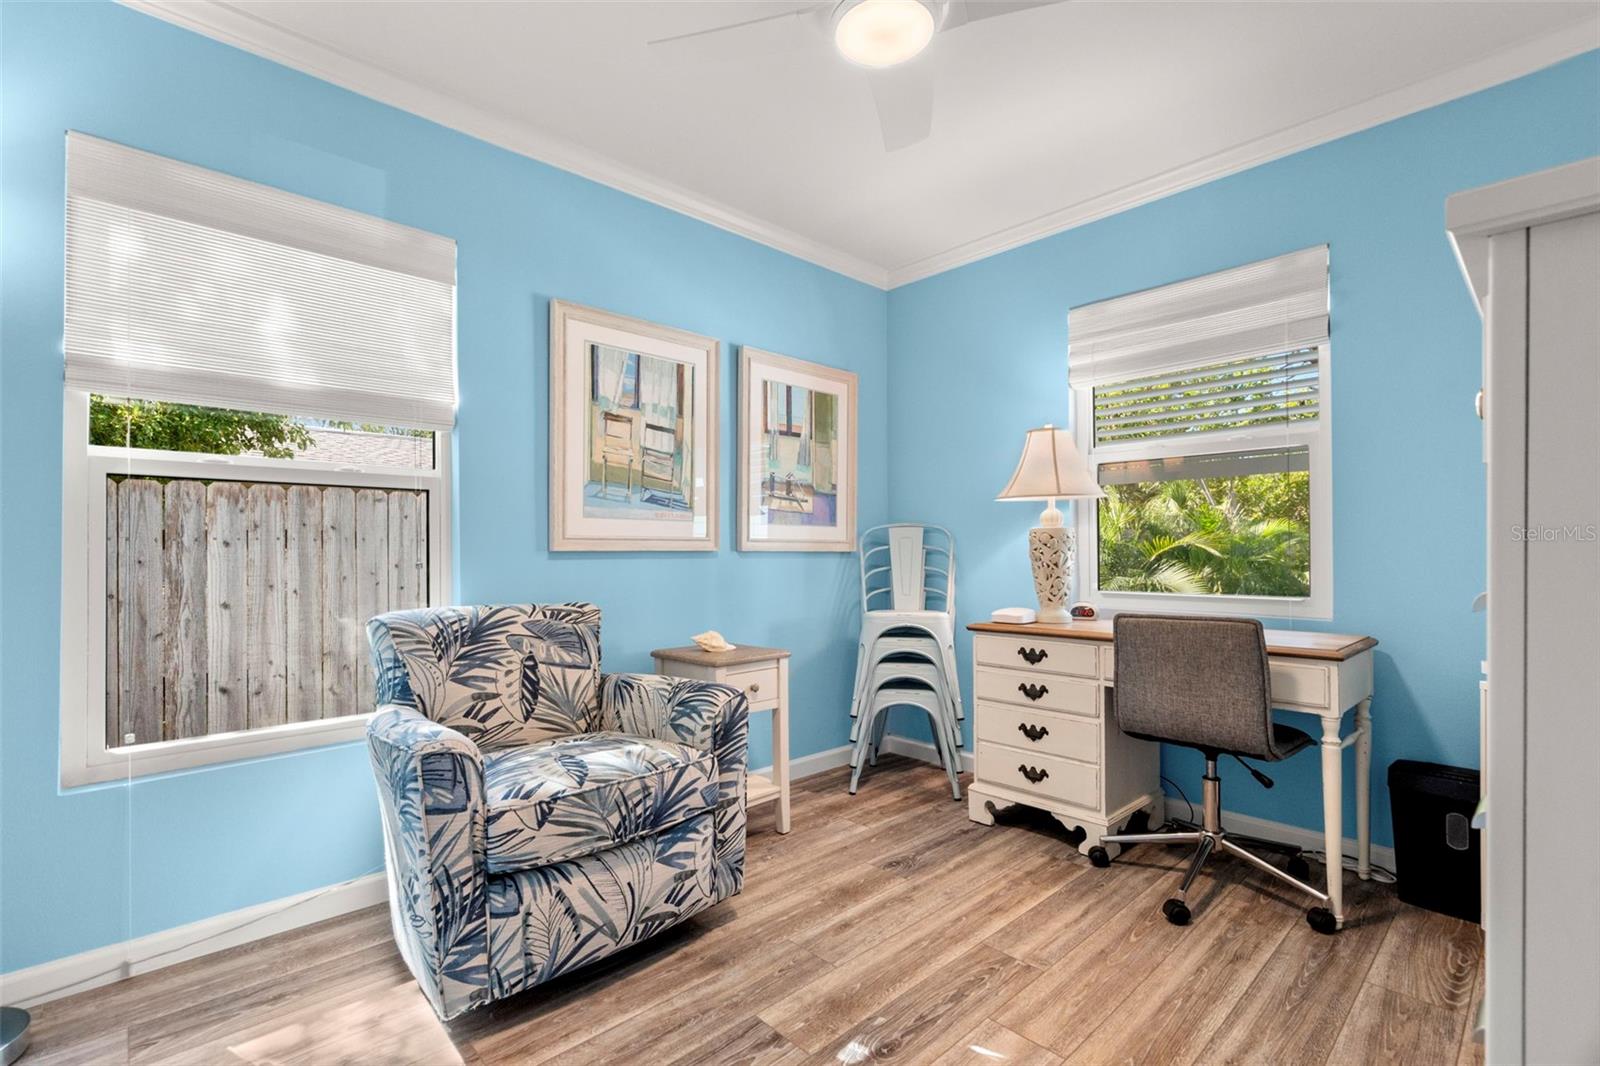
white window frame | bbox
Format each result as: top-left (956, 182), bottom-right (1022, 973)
top-left (1070, 342), bottom-right (1333, 621)
top-left (58, 389), bottom-right (453, 787)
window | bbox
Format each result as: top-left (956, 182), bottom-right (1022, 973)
top-left (1069, 247), bottom-right (1331, 618)
top-left (60, 134), bottom-right (456, 786)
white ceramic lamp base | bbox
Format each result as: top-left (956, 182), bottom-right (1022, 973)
top-left (1028, 525), bottom-right (1073, 624)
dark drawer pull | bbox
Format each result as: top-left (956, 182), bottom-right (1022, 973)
top-left (1017, 722), bottom-right (1050, 742)
top-left (1017, 682), bottom-right (1049, 702)
top-left (1018, 764), bottom-right (1050, 784)
top-left (1017, 646), bottom-right (1048, 665)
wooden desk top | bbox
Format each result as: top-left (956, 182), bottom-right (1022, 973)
top-left (651, 644), bottom-right (790, 668)
top-left (967, 619), bottom-right (1377, 663)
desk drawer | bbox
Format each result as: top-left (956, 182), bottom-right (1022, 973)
top-left (977, 703), bottom-right (1099, 764)
top-left (724, 665), bottom-right (780, 711)
top-left (974, 634), bottom-right (1097, 679)
top-left (975, 666), bottom-right (1099, 717)
top-left (1100, 645), bottom-right (1115, 680)
top-left (978, 741), bottom-right (1099, 809)
top-left (1269, 661), bottom-right (1328, 708)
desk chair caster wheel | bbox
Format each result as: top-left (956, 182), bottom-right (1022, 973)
top-left (1162, 898), bottom-right (1191, 926)
top-left (1286, 854), bottom-right (1312, 882)
top-left (1087, 846), bottom-right (1111, 868)
top-left (1306, 907), bottom-right (1338, 935)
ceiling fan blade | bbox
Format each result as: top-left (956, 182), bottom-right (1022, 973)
top-left (646, 5), bottom-right (823, 63)
top-left (942, 0), bottom-right (1065, 33)
top-left (867, 65), bottom-right (934, 153)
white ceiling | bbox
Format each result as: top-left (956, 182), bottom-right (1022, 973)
top-left (130, 1), bottom-right (1600, 287)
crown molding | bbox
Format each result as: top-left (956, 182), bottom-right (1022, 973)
top-left (120, 1), bottom-right (1594, 293)
top-left (117, 0), bottom-right (893, 289)
top-left (884, 16), bottom-right (1599, 287)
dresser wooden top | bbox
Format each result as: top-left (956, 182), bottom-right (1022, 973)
top-left (651, 644), bottom-right (790, 668)
top-left (968, 619), bottom-right (1377, 662)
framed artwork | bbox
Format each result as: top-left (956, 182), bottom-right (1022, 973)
top-left (550, 300), bottom-right (718, 551)
top-left (738, 346), bottom-right (857, 552)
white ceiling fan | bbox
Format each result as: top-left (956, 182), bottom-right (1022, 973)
top-left (648, 0), bottom-right (1063, 152)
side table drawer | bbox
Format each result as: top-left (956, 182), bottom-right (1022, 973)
top-left (724, 664), bottom-right (780, 710)
top-left (974, 634), bottom-right (1098, 679)
top-left (977, 702), bottom-right (1099, 763)
top-left (977, 740), bottom-right (1099, 809)
top-left (975, 666), bottom-right (1098, 718)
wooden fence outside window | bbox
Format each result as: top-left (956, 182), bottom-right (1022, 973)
top-left (105, 476), bottom-right (428, 747)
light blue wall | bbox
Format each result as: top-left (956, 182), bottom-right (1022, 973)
top-left (3, 0), bottom-right (1595, 978)
top-left (0, 1), bottom-right (886, 973)
top-left (886, 50), bottom-right (1600, 847)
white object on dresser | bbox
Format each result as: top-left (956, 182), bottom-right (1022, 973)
top-left (990, 606), bottom-right (1037, 624)
top-left (965, 618), bottom-right (1376, 928)
top-left (651, 643), bottom-right (791, 833)
top-left (1448, 156), bottom-right (1600, 1066)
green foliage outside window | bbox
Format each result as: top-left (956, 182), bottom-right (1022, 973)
top-left (89, 395), bottom-right (314, 458)
top-left (1097, 471), bottom-right (1311, 597)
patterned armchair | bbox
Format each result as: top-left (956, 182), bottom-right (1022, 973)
top-left (366, 603), bottom-right (748, 1020)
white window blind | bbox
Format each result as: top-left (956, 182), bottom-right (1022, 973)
top-left (65, 133), bottom-right (457, 429)
top-left (1068, 246), bottom-right (1328, 388)
top-left (1092, 347), bottom-right (1320, 446)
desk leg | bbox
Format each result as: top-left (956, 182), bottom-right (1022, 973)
top-left (1355, 697), bottom-right (1372, 881)
top-left (1320, 715), bottom-right (1345, 927)
top-left (775, 658), bottom-right (791, 834)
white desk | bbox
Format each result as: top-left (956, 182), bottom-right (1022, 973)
top-left (966, 619), bottom-right (1376, 928)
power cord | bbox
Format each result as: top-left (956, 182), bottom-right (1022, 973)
top-left (1160, 775), bottom-right (1195, 825)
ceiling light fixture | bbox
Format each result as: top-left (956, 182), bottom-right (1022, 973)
top-left (832, 0), bottom-right (937, 69)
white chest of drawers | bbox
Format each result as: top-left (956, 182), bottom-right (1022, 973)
top-left (965, 628), bottom-right (1160, 857)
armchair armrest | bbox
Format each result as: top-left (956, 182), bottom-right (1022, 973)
top-left (367, 705), bottom-right (490, 1020)
top-left (600, 674), bottom-right (750, 900)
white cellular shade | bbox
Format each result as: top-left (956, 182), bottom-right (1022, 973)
top-left (65, 133), bottom-right (457, 429)
top-left (1092, 348), bottom-right (1320, 446)
top-left (1069, 246), bottom-right (1328, 387)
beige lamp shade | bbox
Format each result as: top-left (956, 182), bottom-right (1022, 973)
top-left (997, 425), bottom-right (1104, 501)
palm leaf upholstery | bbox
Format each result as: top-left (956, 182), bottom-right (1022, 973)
top-left (367, 603), bottom-right (748, 1019)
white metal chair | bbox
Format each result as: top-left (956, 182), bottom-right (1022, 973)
top-left (851, 686), bottom-right (961, 799)
top-left (849, 657), bottom-right (961, 759)
top-left (847, 524), bottom-right (964, 793)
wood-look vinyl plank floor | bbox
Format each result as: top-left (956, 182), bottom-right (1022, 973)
top-left (25, 756), bottom-right (1484, 1066)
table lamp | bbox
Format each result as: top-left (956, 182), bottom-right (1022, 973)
top-left (996, 424), bottom-right (1104, 623)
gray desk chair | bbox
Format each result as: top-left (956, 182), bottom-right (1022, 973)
top-left (1098, 614), bottom-right (1338, 935)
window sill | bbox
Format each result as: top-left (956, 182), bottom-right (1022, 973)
top-left (61, 712), bottom-right (372, 789)
top-left (1091, 590), bottom-right (1332, 623)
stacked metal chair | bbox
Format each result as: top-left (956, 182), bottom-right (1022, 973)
top-left (847, 524), bottom-right (963, 799)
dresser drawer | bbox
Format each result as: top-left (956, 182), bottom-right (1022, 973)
top-left (975, 666), bottom-right (1099, 718)
top-left (724, 664), bottom-right (780, 710)
top-left (974, 634), bottom-right (1098, 679)
top-left (977, 741), bottom-right (1099, 809)
top-left (977, 703), bottom-right (1099, 764)
top-left (1269, 661), bottom-right (1329, 708)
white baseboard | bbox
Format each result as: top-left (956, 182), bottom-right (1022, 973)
top-left (2, 741), bottom-right (857, 1009)
top-left (880, 735), bottom-right (1396, 872)
top-left (879, 734), bottom-right (977, 773)
top-left (0, 872), bottom-right (387, 1008)
top-left (1161, 796), bottom-right (1398, 874)
top-left (750, 741), bottom-right (855, 782)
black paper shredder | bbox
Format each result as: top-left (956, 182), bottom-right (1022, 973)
top-left (1388, 759), bottom-right (1481, 923)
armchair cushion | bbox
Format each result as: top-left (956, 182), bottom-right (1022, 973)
top-left (371, 603), bottom-right (602, 750)
top-left (481, 732), bottom-right (716, 873)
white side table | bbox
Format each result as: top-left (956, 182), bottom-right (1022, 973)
top-left (651, 644), bottom-right (791, 833)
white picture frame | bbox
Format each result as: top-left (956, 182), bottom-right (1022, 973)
top-left (550, 300), bottom-right (719, 551)
top-left (738, 346), bottom-right (857, 553)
